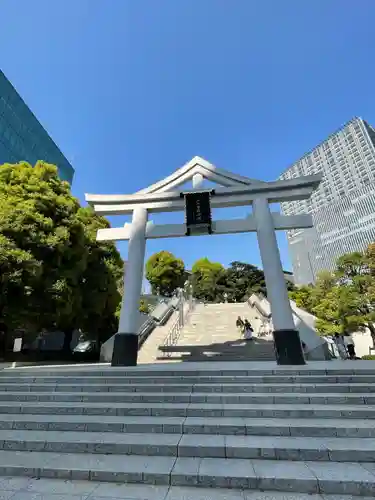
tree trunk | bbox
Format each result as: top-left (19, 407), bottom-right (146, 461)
top-left (62, 328), bottom-right (74, 353)
top-left (0, 322), bottom-right (7, 360)
top-left (367, 322), bottom-right (375, 348)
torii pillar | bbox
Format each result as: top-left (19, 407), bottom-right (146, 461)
top-left (112, 207), bottom-right (148, 366)
top-left (253, 197), bottom-right (304, 364)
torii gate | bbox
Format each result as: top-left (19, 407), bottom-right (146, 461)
top-left (86, 156), bottom-right (321, 367)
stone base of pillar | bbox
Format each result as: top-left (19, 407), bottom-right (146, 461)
top-left (273, 329), bottom-right (306, 365)
top-left (111, 333), bottom-right (138, 366)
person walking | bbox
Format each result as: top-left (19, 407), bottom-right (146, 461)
top-left (243, 319), bottom-right (254, 341)
top-left (334, 333), bottom-right (348, 359)
top-left (343, 332), bottom-right (356, 360)
top-left (236, 316), bottom-right (244, 336)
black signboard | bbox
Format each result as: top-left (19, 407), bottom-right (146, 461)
top-left (183, 191), bottom-right (213, 236)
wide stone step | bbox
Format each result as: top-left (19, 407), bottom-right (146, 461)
top-left (1, 374), bottom-right (375, 384)
top-left (3, 478), bottom-right (374, 500)
top-left (1, 414), bottom-right (374, 437)
top-left (0, 450), bottom-right (373, 495)
top-left (3, 365), bottom-right (375, 378)
top-left (0, 401), bottom-right (372, 418)
top-left (180, 416), bottom-right (375, 437)
top-left (0, 391), bottom-right (372, 405)
top-left (1, 429), bottom-right (374, 462)
top-left (0, 382), bottom-right (374, 394)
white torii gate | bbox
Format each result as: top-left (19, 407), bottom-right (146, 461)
top-left (86, 156), bottom-right (322, 367)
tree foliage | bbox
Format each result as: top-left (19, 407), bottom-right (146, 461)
top-left (139, 298), bottom-right (150, 314)
top-left (145, 252), bottom-right (293, 305)
top-left (190, 259), bottom-right (272, 303)
top-left (217, 261), bottom-right (267, 302)
top-left (145, 251), bottom-right (185, 297)
top-left (289, 285), bottom-right (315, 313)
top-left (289, 244), bottom-right (375, 343)
top-left (0, 161), bottom-right (123, 348)
top-left (191, 258), bottom-right (225, 302)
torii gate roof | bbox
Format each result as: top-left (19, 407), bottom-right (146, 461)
top-left (136, 156), bottom-right (265, 194)
top-left (85, 156), bottom-right (321, 215)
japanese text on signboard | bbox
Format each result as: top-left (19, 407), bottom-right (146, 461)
top-left (184, 191), bottom-right (212, 235)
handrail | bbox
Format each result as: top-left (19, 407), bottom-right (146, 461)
top-left (159, 294), bottom-right (195, 357)
top-left (138, 317), bottom-right (155, 348)
top-left (161, 318), bottom-right (181, 358)
top-left (247, 295), bottom-right (271, 319)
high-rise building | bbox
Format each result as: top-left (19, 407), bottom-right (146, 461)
top-left (279, 117), bottom-right (375, 285)
top-left (0, 70), bottom-right (74, 183)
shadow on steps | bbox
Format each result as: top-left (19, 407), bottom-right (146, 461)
top-left (158, 337), bottom-right (276, 362)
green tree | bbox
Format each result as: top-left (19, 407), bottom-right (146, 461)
top-left (191, 257), bottom-right (224, 302)
top-left (336, 251), bottom-right (368, 282)
top-left (145, 251), bottom-right (185, 297)
top-left (74, 206), bottom-right (123, 345)
top-left (289, 272), bottom-right (338, 334)
top-left (334, 248), bottom-right (375, 343)
top-left (139, 298), bottom-right (150, 314)
top-left (312, 270), bottom-right (337, 304)
top-left (217, 261), bottom-right (266, 302)
top-left (311, 285), bottom-right (361, 336)
top-left (0, 234), bottom-right (41, 333)
top-left (366, 243), bottom-right (375, 275)
top-left (292, 246), bottom-right (375, 341)
top-left (0, 161), bottom-right (123, 350)
top-left (289, 285), bottom-right (315, 314)
top-left (312, 286), bottom-right (342, 336)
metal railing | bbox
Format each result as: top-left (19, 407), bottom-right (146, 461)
top-left (138, 317), bottom-right (156, 348)
top-left (257, 319), bottom-right (273, 338)
top-left (159, 293), bottom-right (195, 358)
top-left (161, 318), bottom-right (182, 357)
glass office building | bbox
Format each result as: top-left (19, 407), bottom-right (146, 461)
top-left (0, 70), bottom-right (74, 183)
top-left (279, 117), bottom-right (375, 285)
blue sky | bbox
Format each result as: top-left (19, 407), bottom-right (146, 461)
top-left (1, 0), bottom-right (375, 278)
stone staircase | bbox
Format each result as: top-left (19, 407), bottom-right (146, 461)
top-left (158, 302), bottom-right (275, 361)
top-left (137, 309), bottom-right (181, 364)
top-left (0, 361), bottom-right (374, 498)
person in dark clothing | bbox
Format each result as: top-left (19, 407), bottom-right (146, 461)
top-left (344, 333), bottom-right (356, 359)
top-left (347, 343), bottom-right (356, 359)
